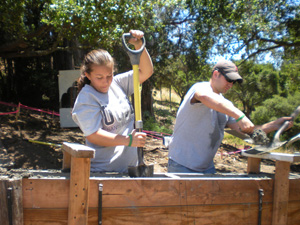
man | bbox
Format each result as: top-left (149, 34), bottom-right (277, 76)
top-left (168, 60), bottom-right (292, 173)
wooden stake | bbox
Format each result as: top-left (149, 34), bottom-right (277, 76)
top-left (62, 142), bottom-right (95, 225)
top-left (15, 102), bottom-right (21, 122)
top-left (0, 179), bottom-right (23, 225)
top-left (272, 161), bottom-right (290, 225)
top-left (68, 157), bottom-right (91, 225)
top-left (247, 158), bottom-right (261, 174)
top-left (62, 151), bottom-right (71, 171)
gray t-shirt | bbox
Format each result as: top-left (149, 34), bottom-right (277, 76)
top-left (72, 71), bottom-right (137, 173)
top-left (168, 82), bottom-right (236, 172)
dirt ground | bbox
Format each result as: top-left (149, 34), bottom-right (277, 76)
top-left (1, 106), bottom-right (300, 176)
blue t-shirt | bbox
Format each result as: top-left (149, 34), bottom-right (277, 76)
top-left (168, 82), bottom-right (236, 172)
top-left (72, 71), bottom-right (137, 173)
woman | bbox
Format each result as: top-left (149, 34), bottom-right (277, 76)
top-left (72, 30), bottom-right (153, 173)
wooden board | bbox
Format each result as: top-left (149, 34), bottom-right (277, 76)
top-left (62, 142), bottom-right (95, 158)
top-left (247, 157), bottom-right (261, 174)
top-left (242, 150), bottom-right (300, 163)
top-left (20, 176), bottom-right (300, 225)
top-left (68, 157), bottom-right (91, 225)
top-left (0, 179), bottom-right (23, 225)
top-left (272, 161), bottom-right (290, 225)
top-left (23, 201), bottom-right (300, 225)
top-left (22, 177), bottom-right (300, 208)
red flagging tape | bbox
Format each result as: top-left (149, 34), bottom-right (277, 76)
top-left (0, 101), bottom-right (60, 116)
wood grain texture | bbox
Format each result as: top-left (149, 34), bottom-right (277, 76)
top-left (20, 176), bottom-right (300, 225)
top-left (272, 161), bottom-right (291, 225)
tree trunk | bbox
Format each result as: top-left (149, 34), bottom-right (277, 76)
top-left (52, 39), bottom-right (74, 70)
top-left (141, 79), bottom-right (154, 117)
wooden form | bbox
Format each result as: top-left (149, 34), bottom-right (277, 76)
top-left (242, 151), bottom-right (300, 225)
top-left (62, 142), bottom-right (95, 225)
top-left (0, 178), bottom-right (23, 225)
top-left (20, 173), bottom-right (300, 224)
top-left (1, 143), bottom-right (300, 225)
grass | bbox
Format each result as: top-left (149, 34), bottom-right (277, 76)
top-left (143, 88), bottom-right (180, 135)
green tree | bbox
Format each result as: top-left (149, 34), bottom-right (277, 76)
top-left (225, 61), bottom-right (281, 117)
top-left (0, 0), bottom-right (170, 109)
top-left (251, 92), bottom-right (300, 145)
top-left (203, 0), bottom-right (300, 62)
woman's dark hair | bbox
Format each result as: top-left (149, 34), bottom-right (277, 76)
top-left (77, 49), bottom-right (114, 92)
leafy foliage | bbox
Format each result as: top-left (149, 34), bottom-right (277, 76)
top-left (0, 0), bottom-right (299, 119)
top-left (225, 61), bottom-right (281, 116)
top-left (251, 92), bottom-right (300, 144)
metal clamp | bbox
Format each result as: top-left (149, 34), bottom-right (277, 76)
top-left (98, 183), bottom-right (103, 225)
top-left (258, 189), bottom-right (264, 225)
top-left (7, 186), bottom-right (13, 225)
top-left (135, 120), bottom-right (143, 130)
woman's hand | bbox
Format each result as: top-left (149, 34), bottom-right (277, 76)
top-left (130, 129), bottom-right (147, 147)
top-left (128, 30), bottom-right (144, 49)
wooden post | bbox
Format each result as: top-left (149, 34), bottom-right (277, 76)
top-left (272, 161), bottom-right (290, 225)
top-left (15, 102), bottom-right (21, 122)
top-left (68, 157), bottom-right (91, 225)
top-left (0, 179), bottom-right (9, 225)
top-left (247, 158), bottom-right (261, 174)
top-left (0, 178), bottom-right (23, 225)
top-left (62, 151), bottom-right (71, 171)
top-left (241, 152), bottom-right (300, 225)
top-left (62, 142), bottom-right (95, 225)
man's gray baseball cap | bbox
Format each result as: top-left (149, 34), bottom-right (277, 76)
top-left (213, 60), bottom-right (243, 83)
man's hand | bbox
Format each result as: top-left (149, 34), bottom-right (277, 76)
top-left (273, 116), bottom-right (293, 130)
top-left (237, 116), bottom-right (255, 134)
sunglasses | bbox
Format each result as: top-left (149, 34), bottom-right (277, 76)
top-left (216, 68), bottom-right (236, 84)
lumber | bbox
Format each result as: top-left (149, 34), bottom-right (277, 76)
top-left (0, 179), bottom-right (9, 225)
top-left (62, 151), bottom-right (71, 170)
top-left (0, 178), bottom-right (23, 225)
top-left (89, 179), bottom-right (275, 207)
top-left (23, 201), bottom-right (300, 225)
top-left (19, 176), bottom-right (300, 225)
top-left (22, 178), bottom-right (300, 209)
top-left (241, 151), bottom-right (300, 163)
top-left (68, 157), bottom-right (91, 225)
top-left (24, 209), bottom-right (68, 224)
top-left (247, 157), bottom-right (261, 174)
top-left (62, 142), bottom-right (95, 158)
top-left (24, 204), bottom-right (270, 225)
top-left (272, 161), bottom-right (290, 225)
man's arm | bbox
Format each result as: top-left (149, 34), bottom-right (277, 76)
top-left (192, 90), bottom-right (255, 133)
top-left (227, 116), bottom-right (293, 134)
